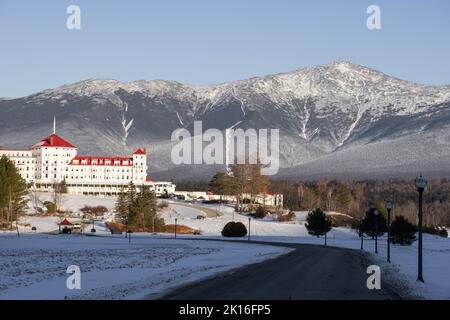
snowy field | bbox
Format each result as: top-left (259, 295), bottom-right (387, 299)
top-left (2, 194), bottom-right (449, 300)
top-left (0, 234), bottom-right (290, 300)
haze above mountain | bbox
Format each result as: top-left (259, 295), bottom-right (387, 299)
top-left (1, 61), bottom-right (449, 180)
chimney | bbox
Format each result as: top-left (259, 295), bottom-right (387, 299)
top-left (143, 147), bottom-right (147, 154)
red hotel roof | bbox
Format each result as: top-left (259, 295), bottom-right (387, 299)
top-left (32, 134), bottom-right (76, 149)
top-left (133, 148), bottom-right (146, 155)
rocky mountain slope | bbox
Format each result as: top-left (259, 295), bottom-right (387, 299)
top-left (1, 61), bottom-right (449, 180)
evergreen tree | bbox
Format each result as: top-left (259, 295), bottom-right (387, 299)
top-left (145, 188), bottom-right (164, 231)
top-left (121, 185), bottom-right (165, 231)
top-left (254, 206), bottom-right (267, 218)
top-left (129, 190), bottom-right (150, 231)
top-left (390, 215), bottom-right (417, 245)
top-left (115, 187), bottom-right (129, 222)
top-left (127, 182), bottom-right (137, 204)
top-left (60, 178), bottom-right (68, 194)
top-left (0, 156), bottom-right (28, 228)
top-left (361, 207), bottom-right (388, 239)
top-left (209, 172), bottom-right (235, 198)
top-left (305, 208), bottom-right (333, 239)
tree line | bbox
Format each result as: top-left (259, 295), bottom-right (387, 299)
top-left (270, 178), bottom-right (450, 227)
top-left (176, 176), bottom-right (449, 228)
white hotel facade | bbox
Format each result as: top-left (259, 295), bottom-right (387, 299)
top-left (0, 132), bottom-right (175, 196)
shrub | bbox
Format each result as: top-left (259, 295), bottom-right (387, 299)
top-left (254, 206), bottom-right (267, 219)
top-left (80, 205), bottom-right (108, 217)
top-left (330, 214), bottom-right (355, 227)
top-left (438, 227), bottom-right (448, 238)
top-left (390, 215), bottom-right (417, 245)
top-left (158, 201), bottom-right (170, 209)
top-left (422, 226), bottom-right (448, 238)
top-left (43, 201), bottom-right (56, 213)
top-left (221, 221), bottom-right (248, 237)
top-left (277, 210), bottom-right (296, 222)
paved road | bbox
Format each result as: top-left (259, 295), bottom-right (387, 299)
top-left (161, 243), bottom-right (402, 300)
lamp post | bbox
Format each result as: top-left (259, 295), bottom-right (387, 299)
top-left (248, 217), bottom-right (251, 241)
top-left (415, 174), bottom-right (426, 283)
top-left (385, 200), bottom-right (393, 263)
top-left (360, 213), bottom-right (364, 250)
top-left (374, 209), bottom-right (379, 254)
top-left (152, 215), bottom-right (155, 235)
top-left (174, 218), bottom-right (178, 239)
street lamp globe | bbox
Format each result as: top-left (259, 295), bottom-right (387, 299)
top-left (415, 174), bottom-right (427, 191)
top-left (385, 201), bottom-right (393, 210)
top-left (374, 209), bottom-right (379, 216)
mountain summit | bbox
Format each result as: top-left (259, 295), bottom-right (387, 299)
top-left (1, 62), bottom-right (449, 179)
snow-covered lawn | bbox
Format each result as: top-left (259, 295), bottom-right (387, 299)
top-left (3, 194), bottom-right (449, 300)
top-left (0, 234), bottom-right (291, 300)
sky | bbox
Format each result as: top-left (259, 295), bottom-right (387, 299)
top-left (0, 0), bottom-right (449, 98)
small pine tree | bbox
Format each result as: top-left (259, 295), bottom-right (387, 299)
top-left (254, 206), bottom-right (267, 218)
top-left (390, 215), bottom-right (417, 245)
top-left (361, 207), bottom-right (388, 239)
top-left (305, 208), bottom-right (332, 238)
top-left (115, 187), bottom-right (129, 222)
top-left (60, 178), bottom-right (68, 194)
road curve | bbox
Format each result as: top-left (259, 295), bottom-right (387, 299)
top-left (160, 243), bottom-right (402, 300)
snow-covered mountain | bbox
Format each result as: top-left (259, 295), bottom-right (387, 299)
top-left (1, 61), bottom-right (449, 180)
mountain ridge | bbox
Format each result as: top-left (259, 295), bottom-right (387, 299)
top-left (1, 62), bottom-right (449, 180)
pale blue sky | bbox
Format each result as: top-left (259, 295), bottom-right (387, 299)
top-left (0, 0), bottom-right (449, 97)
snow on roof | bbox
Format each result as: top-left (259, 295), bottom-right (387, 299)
top-left (32, 134), bottom-right (76, 149)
